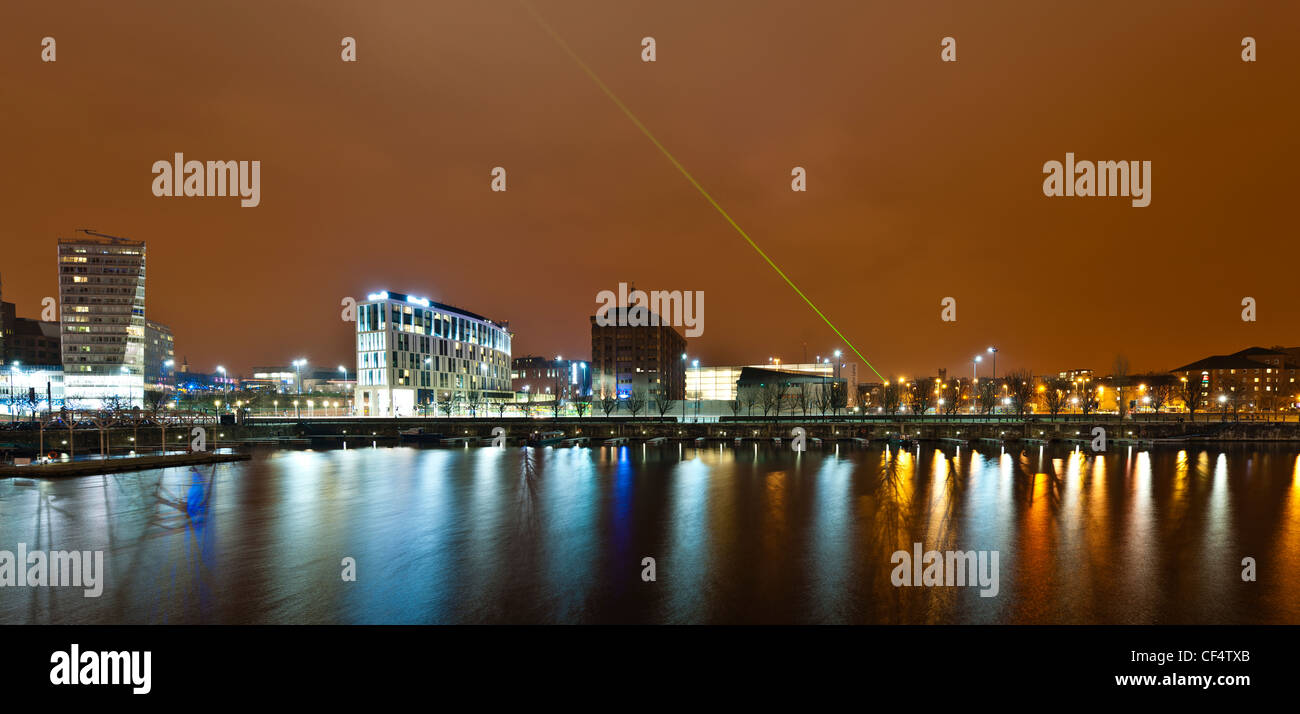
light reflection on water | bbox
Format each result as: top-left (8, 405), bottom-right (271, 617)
top-left (1, 443), bottom-right (1298, 625)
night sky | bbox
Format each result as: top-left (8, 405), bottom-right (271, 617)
top-left (2, 1), bottom-right (1296, 378)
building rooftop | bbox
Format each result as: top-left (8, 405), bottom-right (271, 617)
top-left (364, 290), bottom-right (502, 326)
top-left (1171, 354), bottom-right (1286, 372)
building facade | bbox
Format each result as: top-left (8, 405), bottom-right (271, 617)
top-left (590, 308), bottom-right (687, 401)
top-left (1, 311), bottom-right (61, 367)
top-left (733, 366), bottom-right (846, 414)
top-left (510, 356), bottom-right (592, 400)
top-left (3, 365), bottom-right (64, 418)
top-left (354, 290), bottom-right (513, 416)
top-left (1171, 346), bottom-right (1300, 412)
top-left (58, 231), bottom-right (147, 408)
top-left (144, 319), bottom-right (174, 388)
top-left (687, 361), bottom-right (859, 405)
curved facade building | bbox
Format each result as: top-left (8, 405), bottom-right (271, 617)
top-left (354, 290), bottom-right (512, 417)
top-left (58, 231), bottom-right (147, 408)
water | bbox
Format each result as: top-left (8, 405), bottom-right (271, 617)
top-left (2, 443), bottom-right (1298, 624)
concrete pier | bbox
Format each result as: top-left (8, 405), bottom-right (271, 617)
top-left (0, 451), bottom-right (250, 478)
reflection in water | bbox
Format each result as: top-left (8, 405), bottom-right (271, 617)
top-left (1, 443), bottom-right (1298, 625)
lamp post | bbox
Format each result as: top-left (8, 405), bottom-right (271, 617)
top-left (215, 365), bottom-right (226, 394)
top-left (681, 353), bottom-right (688, 422)
top-left (555, 356), bottom-right (564, 413)
top-left (692, 359), bottom-right (700, 421)
top-left (338, 365), bottom-right (348, 415)
top-left (986, 347), bottom-right (998, 381)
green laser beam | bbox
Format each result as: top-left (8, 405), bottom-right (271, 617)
top-left (519, 0), bottom-right (884, 382)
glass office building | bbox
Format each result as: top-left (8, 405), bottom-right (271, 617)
top-left (58, 231), bottom-right (147, 408)
top-left (355, 290), bottom-right (513, 417)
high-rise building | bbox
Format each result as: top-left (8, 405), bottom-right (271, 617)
top-left (590, 308), bottom-right (687, 401)
top-left (354, 290), bottom-right (513, 416)
top-left (58, 230), bottom-right (147, 407)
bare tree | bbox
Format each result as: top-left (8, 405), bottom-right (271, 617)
top-left (815, 385), bottom-right (834, 419)
top-left (1149, 383), bottom-right (1172, 415)
top-left (883, 380), bottom-right (904, 415)
top-left (573, 395), bottom-right (591, 418)
top-left (654, 394), bottom-right (676, 421)
top-left (13, 389), bottom-right (40, 422)
top-left (759, 383), bottom-right (782, 417)
top-left (1079, 385), bottom-right (1099, 415)
top-left (465, 390), bottom-right (482, 417)
top-left (1179, 378), bottom-right (1203, 421)
top-left (776, 380), bottom-right (794, 418)
top-left (1007, 369), bottom-right (1035, 418)
top-left (626, 389), bottom-right (647, 418)
top-left (977, 379), bottom-right (998, 415)
top-left (1042, 378), bottom-right (1069, 418)
top-left (600, 394), bottom-right (618, 417)
top-left (939, 380), bottom-right (960, 415)
top-left (830, 382), bottom-right (847, 417)
top-left (1112, 355), bottom-right (1132, 419)
top-left (102, 394), bottom-right (130, 416)
top-left (910, 377), bottom-right (936, 416)
top-left (741, 387), bottom-right (759, 417)
top-left (145, 389), bottom-right (169, 413)
top-left (437, 393), bottom-right (454, 418)
top-left (797, 383), bottom-right (813, 417)
top-left (1223, 375), bottom-right (1249, 421)
top-left (729, 398), bottom-right (742, 417)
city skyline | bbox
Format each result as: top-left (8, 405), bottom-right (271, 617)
top-left (3, 2), bottom-right (1296, 378)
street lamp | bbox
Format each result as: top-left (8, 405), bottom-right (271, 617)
top-left (986, 347), bottom-right (998, 381)
top-left (216, 365), bottom-right (226, 393)
top-left (681, 353), bottom-right (688, 422)
top-left (555, 356), bottom-right (565, 410)
top-left (692, 359), bottom-right (700, 421)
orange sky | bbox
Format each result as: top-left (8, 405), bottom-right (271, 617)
top-left (2, 0), bottom-right (1296, 379)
